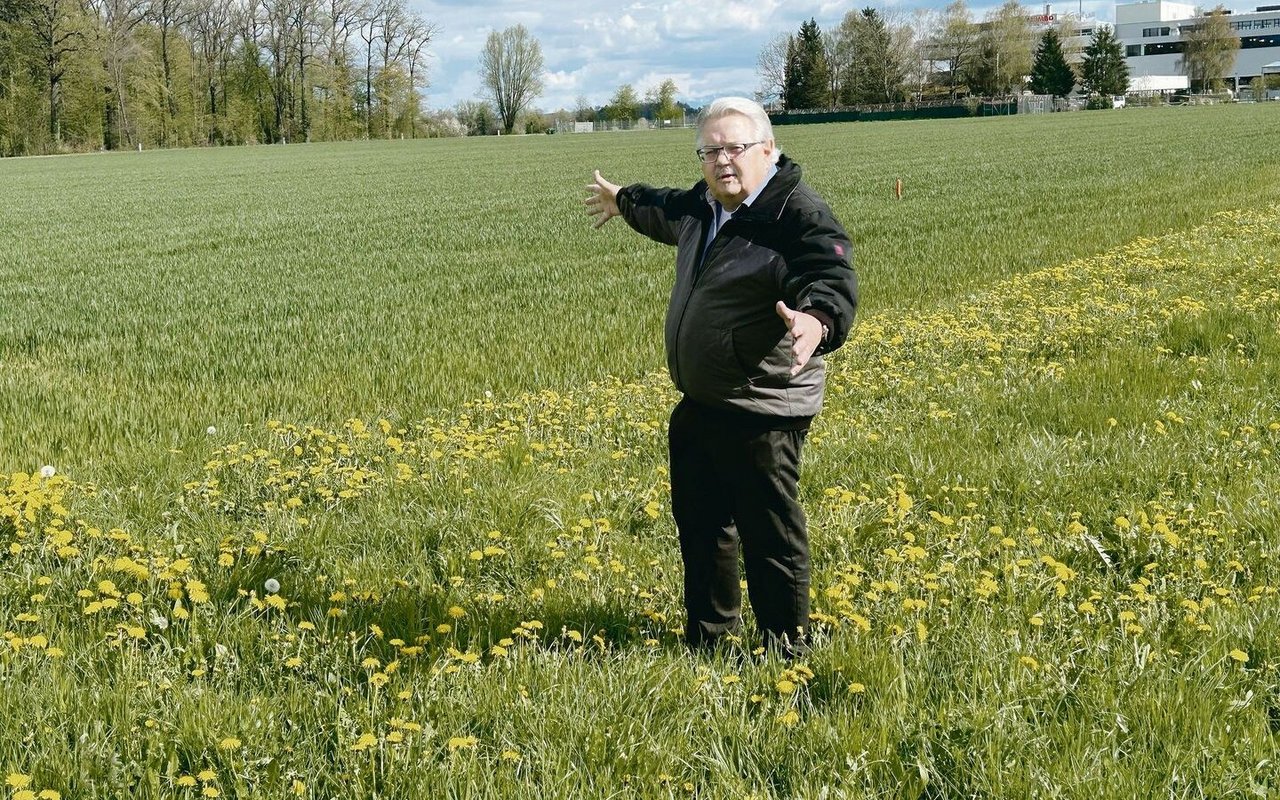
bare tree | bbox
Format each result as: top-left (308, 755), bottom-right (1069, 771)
top-left (898, 8), bottom-right (934, 99)
top-left (189, 0), bottom-right (234, 142)
top-left (755, 32), bottom-right (789, 108)
top-left (403, 12), bottom-right (436, 137)
top-left (85, 0), bottom-right (148, 148)
top-left (315, 0), bottom-right (360, 138)
top-left (290, 0), bottom-right (317, 139)
top-left (263, 0), bottom-right (297, 140)
top-left (355, 0), bottom-right (376, 136)
top-left (147, 0), bottom-right (195, 144)
top-left (374, 0), bottom-right (409, 136)
top-left (479, 23), bottom-right (542, 134)
top-left (823, 28), bottom-right (848, 107)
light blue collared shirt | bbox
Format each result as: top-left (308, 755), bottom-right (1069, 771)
top-left (702, 163), bottom-right (779, 263)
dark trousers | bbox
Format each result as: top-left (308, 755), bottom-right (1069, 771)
top-left (668, 397), bottom-right (810, 652)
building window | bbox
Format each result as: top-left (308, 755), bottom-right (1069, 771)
top-left (1141, 26), bottom-right (1172, 36)
top-left (1126, 44), bottom-right (1143, 56)
top-left (1241, 33), bottom-right (1280, 48)
top-left (1144, 41), bottom-right (1186, 55)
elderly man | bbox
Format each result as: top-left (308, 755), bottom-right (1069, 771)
top-left (584, 96), bottom-right (857, 656)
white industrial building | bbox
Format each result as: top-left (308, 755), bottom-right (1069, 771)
top-left (1114, 0), bottom-right (1280, 91)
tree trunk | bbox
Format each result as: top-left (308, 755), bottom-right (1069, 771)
top-left (47, 60), bottom-right (59, 144)
top-left (161, 27), bottom-right (176, 143)
top-left (103, 72), bottom-right (117, 150)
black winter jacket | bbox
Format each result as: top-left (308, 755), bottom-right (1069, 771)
top-left (617, 155), bottom-right (858, 418)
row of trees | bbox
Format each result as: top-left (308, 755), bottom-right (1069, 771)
top-left (761, 1), bottom-right (1244, 110)
top-left (1027, 27), bottom-right (1130, 99)
top-left (0, 0), bottom-right (440, 155)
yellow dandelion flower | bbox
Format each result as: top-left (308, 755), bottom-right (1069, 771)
top-left (447, 606), bottom-right (466, 619)
top-left (435, 623), bottom-right (452, 634)
top-left (6, 775), bottom-right (33, 790)
top-left (778, 709), bottom-right (800, 727)
top-left (38, 790), bottom-right (61, 800)
top-left (500, 750), bottom-right (522, 762)
top-left (196, 769), bottom-right (216, 782)
top-left (847, 682), bottom-right (866, 695)
top-left (775, 679), bottom-right (796, 694)
top-left (176, 776), bottom-right (197, 788)
top-left (186, 581), bottom-right (209, 604)
top-left (218, 737), bottom-right (241, 751)
top-left (350, 733), bottom-right (378, 752)
top-left (447, 736), bottom-right (478, 752)
top-left (201, 787), bottom-right (220, 798)
top-left (1229, 649), bottom-right (1249, 663)
top-left (291, 780), bottom-right (306, 796)
top-left (14, 791), bottom-right (36, 800)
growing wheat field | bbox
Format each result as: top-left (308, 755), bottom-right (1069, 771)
top-left (2, 105), bottom-right (1280, 799)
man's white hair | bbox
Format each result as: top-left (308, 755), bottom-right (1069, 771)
top-left (695, 97), bottom-right (781, 164)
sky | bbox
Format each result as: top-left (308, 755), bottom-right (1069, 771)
top-left (411, 0), bottom-right (1121, 113)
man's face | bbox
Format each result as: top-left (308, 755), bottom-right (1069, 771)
top-left (699, 113), bottom-right (774, 211)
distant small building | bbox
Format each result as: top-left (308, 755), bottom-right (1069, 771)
top-left (1115, 0), bottom-right (1280, 91)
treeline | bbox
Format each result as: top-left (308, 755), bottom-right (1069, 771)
top-left (761, 0), bottom-right (1133, 109)
top-left (0, 0), bottom-right (437, 156)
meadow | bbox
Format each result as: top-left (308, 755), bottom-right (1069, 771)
top-left (1, 105), bottom-right (1280, 798)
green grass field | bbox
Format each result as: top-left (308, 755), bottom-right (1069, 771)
top-left (2, 105), bottom-right (1280, 798)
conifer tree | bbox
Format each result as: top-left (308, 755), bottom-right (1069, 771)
top-left (1029, 29), bottom-right (1075, 98)
top-left (783, 18), bottom-right (830, 110)
top-left (1080, 26), bottom-right (1130, 97)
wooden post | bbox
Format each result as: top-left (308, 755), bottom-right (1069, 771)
top-left (894, 178), bottom-right (903, 199)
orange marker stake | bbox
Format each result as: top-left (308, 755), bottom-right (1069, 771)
top-left (894, 178), bottom-right (903, 200)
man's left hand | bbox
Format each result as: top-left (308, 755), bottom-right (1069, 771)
top-left (775, 301), bottom-right (824, 376)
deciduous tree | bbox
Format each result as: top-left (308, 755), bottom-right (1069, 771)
top-left (605, 82), bottom-right (637, 123)
top-left (479, 23), bottom-right (542, 134)
top-left (647, 77), bottom-right (678, 123)
top-left (931, 0), bottom-right (977, 99)
top-left (839, 7), bottom-right (907, 105)
top-left (1181, 5), bottom-right (1238, 92)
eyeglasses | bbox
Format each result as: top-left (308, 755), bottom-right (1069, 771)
top-left (695, 141), bottom-right (762, 164)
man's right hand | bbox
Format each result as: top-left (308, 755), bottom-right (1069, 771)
top-left (584, 170), bottom-right (621, 229)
